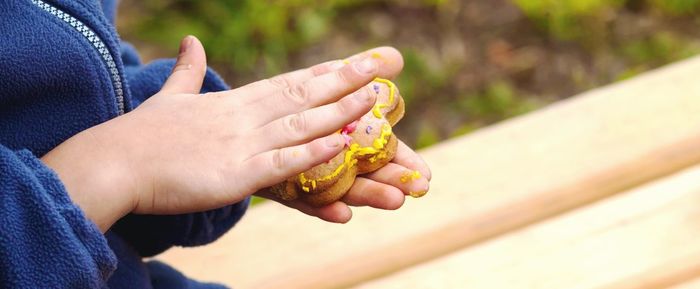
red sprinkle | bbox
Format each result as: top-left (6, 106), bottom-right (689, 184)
top-left (341, 121), bottom-right (359, 135)
top-left (339, 121), bottom-right (359, 148)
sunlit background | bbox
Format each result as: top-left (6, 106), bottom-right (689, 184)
top-left (117, 0), bottom-right (700, 149)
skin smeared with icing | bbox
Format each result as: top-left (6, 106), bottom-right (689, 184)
top-left (270, 77), bottom-right (408, 207)
top-left (400, 170), bottom-right (422, 183)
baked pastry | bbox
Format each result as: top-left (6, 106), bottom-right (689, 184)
top-left (270, 78), bottom-right (406, 206)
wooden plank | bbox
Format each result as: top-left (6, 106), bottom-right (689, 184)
top-left (354, 164), bottom-right (700, 289)
top-left (157, 56), bottom-right (700, 289)
top-left (598, 250), bottom-right (700, 289)
top-left (671, 277), bottom-right (700, 289)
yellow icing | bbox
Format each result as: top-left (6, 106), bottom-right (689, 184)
top-left (400, 170), bottom-right (422, 183)
top-left (371, 78), bottom-right (396, 118)
top-left (296, 78), bottom-right (398, 192)
top-left (412, 170), bottom-right (422, 180)
top-left (298, 124), bottom-right (391, 191)
top-left (409, 191), bottom-right (427, 198)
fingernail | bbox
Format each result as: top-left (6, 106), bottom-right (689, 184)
top-left (329, 60), bottom-right (345, 70)
top-left (355, 58), bottom-right (377, 74)
top-left (179, 35), bottom-right (194, 55)
top-left (354, 89), bottom-right (374, 104)
top-left (326, 135), bottom-right (342, 148)
top-left (409, 190), bottom-right (427, 198)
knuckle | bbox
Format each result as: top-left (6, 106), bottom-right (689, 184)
top-left (334, 69), bottom-right (351, 87)
top-left (268, 75), bottom-right (292, 89)
top-left (336, 97), bottom-right (352, 115)
top-left (282, 83), bottom-right (310, 106)
top-left (284, 112), bottom-right (308, 139)
top-left (309, 65), bottom-right (328, 76)
top-left (271, 149), bottom-right (286, 171)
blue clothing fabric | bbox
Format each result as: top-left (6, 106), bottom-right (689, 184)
top-left (0, 0), bottom-right (248, 288)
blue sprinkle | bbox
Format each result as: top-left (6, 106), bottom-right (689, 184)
top-left (366, 126), bottom-right (373, 134)
top-left (373, 84), bottom-right (380, 94)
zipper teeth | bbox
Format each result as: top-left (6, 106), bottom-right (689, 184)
top-left (30, 0), bottom-right (125, 115)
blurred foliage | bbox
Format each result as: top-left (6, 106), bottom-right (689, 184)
top-left (513, 0), bottom-right (625, 41)
top-left (651, 0), bottom-right (700, 14)
top-left (120, 0), bottom-right (445, 77)
top-left (514, 0), bottom-right (700, 41)
top-left (617, 32), bottom-right (700, 79)
top-left (118, 0), bottom-right (700, 150)
top-left (459, 81), bottom-right (539, 121)
top-left (249, 196), bottom-right (267, 207)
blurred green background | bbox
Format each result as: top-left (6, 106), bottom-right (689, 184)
top-left (117, 0), bottom-right (700, 149)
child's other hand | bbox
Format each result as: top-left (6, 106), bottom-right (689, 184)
top-left (43, 36), bottom-right (429, 231)
top-left (256, 50), bottom-right (432, 223)
top-left (258, 138), bottom-right (431, 223)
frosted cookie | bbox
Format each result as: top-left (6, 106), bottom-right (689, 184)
top-left (270, 78), bottom-right (406, 207)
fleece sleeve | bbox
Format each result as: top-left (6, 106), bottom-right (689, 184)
top-left (111, 43), bottom-right (249, 257)
top-left (0, 146), bottom-right (117, 288)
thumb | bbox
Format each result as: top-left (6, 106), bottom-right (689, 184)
top-left (160, 35), bottom-right (207, 95)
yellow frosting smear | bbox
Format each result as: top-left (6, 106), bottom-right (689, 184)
top-left (400, 170), bottom-right (422, 183)
top-left (409, 191), bottom-right (427, 198)
top-left (296, 78), bottom-right (398, 192)
top-left (371, 78), bottom-right (396, 118)
top-left (298, 124), bottom-right (392, 192)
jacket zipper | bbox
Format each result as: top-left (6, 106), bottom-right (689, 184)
top-left (30, 0), bottom-right (126, 115)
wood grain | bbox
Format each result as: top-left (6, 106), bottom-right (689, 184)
top-left (355, 165), bottom-right (700, 289)
top-left (671, 276), bottom-right (700, 289)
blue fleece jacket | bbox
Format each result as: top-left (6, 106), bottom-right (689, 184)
top-left (0, 0), bottom-right (248, 288)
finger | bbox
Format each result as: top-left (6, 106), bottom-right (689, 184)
top-left (251, 57), bottom-right (380, 126)
top-left (241, 134), bottom-right (345, 190)
top-left (364, 162), bottom-right (430, 198)
top-left (291, 201), bottom-right (353, 223)
top-left (256, 190), bottom-right (353, 223)
top-left (343, 46), bottom-right (404, 80)
top-left (249, 88), bottom-right (375, 152)
top-left (241, 60), bottom-right (346, 95)
top-left (341, 177), bottom-right (405, 210)
top-left (393, 139), bottom-right (432, 181)
top-left (240, 46), bottom-right (404, 97)
top-left (160, 35), bottom-right (208, 95)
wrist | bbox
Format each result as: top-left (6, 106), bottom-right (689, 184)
top-left (42, 127), bottom-right (137, 232)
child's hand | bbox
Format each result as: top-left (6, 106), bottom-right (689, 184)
top-left (257, 137), bottom-right (431, 223)
top-left (42, 36), bottom-right (429, 231)
top-left (256, 51), bottom-right (431, 223)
